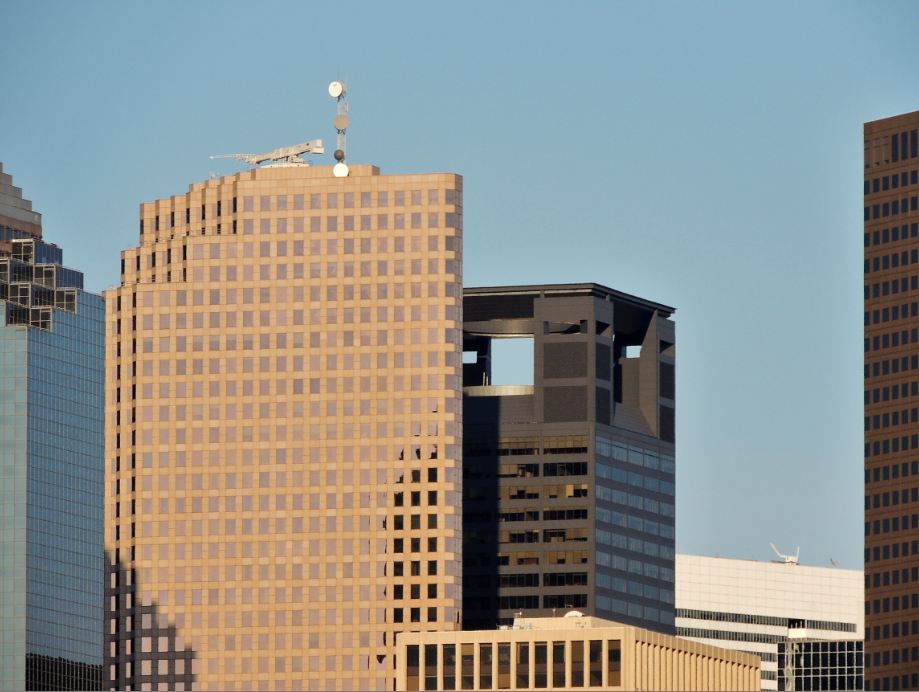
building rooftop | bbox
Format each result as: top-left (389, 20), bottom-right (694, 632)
top-left (465, 282), bottom-right (675, 319)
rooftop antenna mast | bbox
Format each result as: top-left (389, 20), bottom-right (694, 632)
top-left (329, 80), bottom-right (350, 177)
top-left (770, 542), bottom-right (800, 565)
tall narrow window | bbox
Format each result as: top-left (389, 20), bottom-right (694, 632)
top-left (406, 645), bottom-right (420, 691)
top-left (571, 640), bottom-right (584, 687)
top-left (424, 644), bottom-right (438, 691)
top-left (607, 640), bottom-right (621, 686)
top-left (442, 644), bottom-right (456, 691)
top-left (479, 644), bottom-right (493, 689)
top-left (516, 642), bottom-right (529, 688)
top-left (497, 643), bottom-right (511, 690)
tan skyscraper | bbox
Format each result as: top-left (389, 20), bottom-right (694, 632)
top-left (105, 163), bottom-right (463, 691)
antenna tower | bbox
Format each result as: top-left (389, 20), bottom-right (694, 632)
top-left (328, 80), bottom-right (350, 177)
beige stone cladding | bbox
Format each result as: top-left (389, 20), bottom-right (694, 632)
top-left (396, 615), bottom-right (760, 691)
top-left (104, 164), bottom-right (464, 691)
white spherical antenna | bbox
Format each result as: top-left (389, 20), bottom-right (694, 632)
top-left (333, 162), bottom-right (350, 178)
top-left (328, 81), bottom-right (345, 98)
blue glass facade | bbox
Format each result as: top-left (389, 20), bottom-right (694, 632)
top-left (0, 236), bottom-right (104, 691)
top-left (594, 435), bottom-right (676, 630)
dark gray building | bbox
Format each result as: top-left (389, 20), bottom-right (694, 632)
top-left (0, 164), bottom-right (104, 691)
top-left (461, 283), bottom-right (676, 633)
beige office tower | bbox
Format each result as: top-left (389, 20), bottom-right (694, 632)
top-left (104, 164), bottom-right (463, 692)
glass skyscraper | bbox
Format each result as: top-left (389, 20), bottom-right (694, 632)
top-left (0, 163), bottom-right (104, 691)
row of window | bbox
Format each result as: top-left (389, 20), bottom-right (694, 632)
top-left (865, 169), bottom-right (919, 197)
top-left (147, 211), bottom-right (461, 239)
top-left (596, 507), bottom-right (675, 539)
top-left (864, 221), bottom-right (919, 247)
top-left (866, 620), bottom-right (919, 644)
top-left (867, 673), bottom-right (919, 691)
top-left (865, 408), bottom-right (919, 430)
top-left (124, 235), bottom-right (460, 285)
top-left (865, 537), bottom-right (919, 562)
top-left (866, 487), bottom-right (919, 510)
top-left (595, 547), bottom-right (675, 580)
top-left (596, 593), bottom-right (672, 625)
top-left (148, 189), bottom-right (460, 229)
top-left (392, 606), bottom-right (439, 624)
top-left (595, 572), bottom-right (674, 605)
top-left (864, 300), bottom-right (918, 325)
top-left (140, 234), bottom-right (458, 267)
top-left (494, 594), bottom-right (589, 611)
top-left (867, 128), bottom-right (919, 170)
top-left (498, 527), bottom-right (589, 545)
top-left (485, 462), bottom-right (590, 479)
top-left (865, 276), bottom-right (919, 303)
top-left (594, 436), bottom-right (675, 474)
top-left (676, 627), bottom-right (785, 644)
top-left (865, 327), bottom-right (919, 355)
top-left (865, 433), bottom-right (919, 457)
top-left (780, 671), bottom-right (861, 692)
top-left (675, 609), bottom-right (857, 633)
top-left (498, 509), bottom-right (589, 523)
top-left (596, 471), bottom-right (676, 498)
top-left (864, 247), bottom-right (919, 274)
top-left (867, 591), bottom-right (919, 615)
top-left (404, 639), bottom-right (620, 692)
top-left (864, 510), bottom-right (919, 536)
top-left (864, 354), bottom-right (919, 379)
top-left (864, 195), bottom-right (919, 221)
top-left (122, 255), bottom-right (463, 289)
top-left (497, 572), bottom-right (588, 589)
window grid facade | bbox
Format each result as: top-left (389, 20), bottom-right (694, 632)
top-left (864, 110), bottom-right (919, 691)
top-left (777, 640), bottom-right (863, 692)
top-left (105, 164), bottom-right (463, 691)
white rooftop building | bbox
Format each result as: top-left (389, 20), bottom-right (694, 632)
top-left (676, 554), bottom-right (863, 691)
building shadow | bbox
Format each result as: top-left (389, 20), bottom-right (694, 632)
top-left (105, 556), bottom-right (195, 691)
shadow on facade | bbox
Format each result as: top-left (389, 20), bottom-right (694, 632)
top-left (105, 556), bottom-right (196, 691)
top-left (462, 403), bottom-right (502, 630)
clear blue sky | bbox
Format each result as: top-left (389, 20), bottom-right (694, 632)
top-left (4, 1), bottom-right (918, 569)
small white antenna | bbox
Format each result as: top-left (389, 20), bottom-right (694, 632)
top-left (770, 542), bottom-right (800, 565)
top-left (329, 80), bottom-right (350, 177)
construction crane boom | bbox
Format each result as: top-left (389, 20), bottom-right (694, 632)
top-left (210, 139), bottom-right (324, 167)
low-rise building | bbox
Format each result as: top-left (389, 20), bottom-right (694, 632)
top-left (396, 613), bottom-right (759, 691)
top-left (676, 554), bottom-right (863, 690)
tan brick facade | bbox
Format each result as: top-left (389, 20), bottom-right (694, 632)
top-left (864, 111), bottom-right (919, 690)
